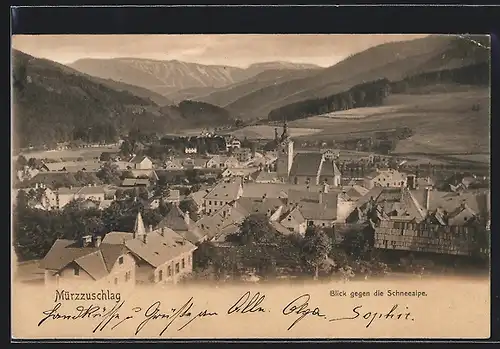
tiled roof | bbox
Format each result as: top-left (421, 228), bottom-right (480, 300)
top-left (252, 170), bottom-right (279, 183)
top-left (241, 183), bottom-right (323, 199)
top-left (297, 202), bottom-right (337, 221)
top-left (156, 205), bottom-right (206, 244)
top-left (320, 160), bottom-right (342, 177)
top-left (279, 206), bottom-right (306, 224)
top-left (105, 229), bottom-right (196, 268)
top-left (204, 178), bottom-right (242, 201)
top-left (130, 155), bottom-right (150, 164)
top-left (121, 178), bottom-right (150, 186)
top-left (271, 221), bottom-right (294, 236)
top-left (187, 190), bottom-right (207, 207)
top-left (289, 153), bottom-right (323, 177)
top-left (43, 161), bottom-right (102, 172)
top-left (288, 189), bottom-right (338, 209)
top-left (410, 189), bottom-right (489, 216)
top-left (39, 239), bottom-right (129, 280)
top-left (236, 197), bottom-right (285, 216)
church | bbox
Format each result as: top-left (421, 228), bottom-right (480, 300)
top-left (274, 120), bottom-right (342, 187)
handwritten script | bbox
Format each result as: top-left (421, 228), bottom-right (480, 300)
top-left (37, 291), bottom-right (415, 335)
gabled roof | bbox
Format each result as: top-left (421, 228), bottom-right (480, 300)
top-left (130, 155), bottom-right (150, 164)
top-left (297, 202), bottom-right (337, 221)
top-left (103, 229), bottom-right (196, 268)
top-left (156, 205), bottom-right (206, 244)
top-left (289, 153), bottom-right (323, 177)
top-left (236, 197), bottom-right (285, 216)
top-left (39, 239), bottom-right (129, 280)
top-left (320, 160), bottom-right (342, 177)
top-left (279, 206), bottom-right (306, 225)
top-left (204, 178), bottom-right (242, 201)
top-left (187, 190), bottom-right (207, 207)
top-left (271, 221), bottom-right (294, 236)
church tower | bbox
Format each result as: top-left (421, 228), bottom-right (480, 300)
top-left (276, 117), bottom-right (294, 180)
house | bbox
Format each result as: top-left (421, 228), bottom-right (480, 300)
top-left (227, 138), bottom-right (241, 150)
top-left (346, 186), bottom-right (428, 225)
top-left (121, 178), bottom-right (151, 188)
top-left (363, 169), bottom-right (407, 190)
top-left (129, 155), bottom-right (153, 170)
top-left (186, 189), bottom-right (207, 214)
top-left (21, 184), bottom-right (59, 210)
top-left (164, 159), bottom-right (184, 170)
top-left (287, 188), bottom-right (339, 228)
top-left (41, 161), bottom-right (102, 173)
top-left (204, 178), bottom-right (243, 214)
top-left (129, 169), bottom-right (159, 181)
top-left (373, 219), bottom-right (485, 256)
top-left (144, 190), bottom-right (181, 209)
top-left (103, 212), bottom-right (197, 285)
top-left (16, 166), bottom-right (39, 182)
top-left (220, 156), bottom-right (240, 169)
top-left (221, 167), bottom-right (258, 179)
top-left (184, 146), bottom-right (198, 154)
top-left (196, 200), bottom-right (249, 240)
top-left (156, 205), bottom-right (207, 244)
top-left (251, 170), bottom-right (280, 183)
top-left (39, 235), bottom-right (136, 287)
top-left (278, 206), bottom-right (307, 235)
top-left (56, 185), bottom-right (107, 209)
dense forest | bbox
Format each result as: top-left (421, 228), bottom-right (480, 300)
top-left (12, 50), bottom-right (235, 149)
top-left (267, 62), bottom-right (489, 123)
top-left (391, 62), bottom-right (490, 93)
top-left (267, 79), bottom-right (391, 122)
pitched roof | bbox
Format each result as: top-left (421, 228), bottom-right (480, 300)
top-left (104, 229), bottom-right (196, 268)
top-left (410, 189), bottom-right (489, 216)
top-left (130, 155), bottom-right (150, 164)
top-left (39, 239), bottom-right (129, 280)
top-left (78, 185), bottom-right (107, 195)
top-left (241, 183), bottom-right (323, 199)
top-left (297, 202), bottom-right (337, 220)
top-left (288, 189), bottom-right (338, 209)
top-left (271, 221), bottom-right (294, 236)
top-left (204, 178), bottom-right (242, 201)
top-left (43, 161), bottom-right (102, 172)
top-left (289, 153), bottom-right (323, 177)
top-left (121, 178), bottom-right (150, 186)
top-left (251, 170), bottom-right (279, 183)
top-left (156, 205), bottom-right (206, 244)
top-left (39, 239), bottom-right (97, 271)
top-left (320, 159), bottom-right (342, 177)
top-left (187, 190), bottom-right (207, 207)
top-left (236, 197), bottom-right (285, 216)
top-left (133, 212), bottom-right (147, 236)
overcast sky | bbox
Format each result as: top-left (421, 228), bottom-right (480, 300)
top-left (12, 34), bottom-right (431, 68)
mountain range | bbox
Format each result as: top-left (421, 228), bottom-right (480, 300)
top-left (12, 34), bottom-right (490, 148)
top-left (69, 58), bottom-right (321, 99)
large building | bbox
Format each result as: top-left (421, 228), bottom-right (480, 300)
top-left (275, 120), bottom-right (342, 186)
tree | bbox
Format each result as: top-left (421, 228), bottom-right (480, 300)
top-left (16, 155), bottom-right (28, 170)
top-left (237, 213), bottom-right (278, 245)
top-left (97, 161), bottom-right (122, 185)
top-left (302, 225), bottom-right (332, 279)
top-left (100, 152), bottom-right (112, 162)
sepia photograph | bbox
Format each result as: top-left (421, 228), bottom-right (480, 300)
top-left (11, 33), bottom-right (491, 339)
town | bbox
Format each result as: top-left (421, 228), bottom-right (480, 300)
top-left (13, 119), bottom-right (491, 287)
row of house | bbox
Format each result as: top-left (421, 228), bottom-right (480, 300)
top-left (40, 212), bottom-right (197, 287)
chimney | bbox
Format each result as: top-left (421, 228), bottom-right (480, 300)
top-left (82, 235), bottom-right (92, 247)
top-left (322, 182), bottom-right (329, 193)
top-left (95, 235), bottom-right (102, 248)
top-left (149, 225), bottom-right (153, 233)
top-left (184, 210), bottom-right (190, 226)
top-left (424, 188), bottom-right (431, 210)
top-left (35, 183), bottom-right (39, 189)
top-left (143, 234), bottom-right (147, 244)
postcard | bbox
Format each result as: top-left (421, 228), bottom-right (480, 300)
top-left (11, 33), bottom-right (491, 339)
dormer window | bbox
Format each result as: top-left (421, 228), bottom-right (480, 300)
top-left (74, 266), bottom-right (80, 276)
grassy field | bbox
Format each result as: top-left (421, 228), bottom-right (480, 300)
top-left (289, 89), bottom-right (490, 161)
top-left (17, 146), bottom-right (119, 161)
top-left (230, 125), bottom-right (322, 139)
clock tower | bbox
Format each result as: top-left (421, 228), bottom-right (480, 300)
top-left (276, 118), bottom-right (294, 181)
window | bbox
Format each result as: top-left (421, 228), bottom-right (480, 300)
top-left (182, 258), bottom-right (185, 269)
top-left (322, 223), bottom-right (325, 227)
top-left (118, 256), bottom-right (124, 265)
top-left (114, 278), bottom-right (118, 285)
top-left (167, 266), bottom-right (172, 276)
top-left (125, 271), bottom-right (131, 282)
top-left (159, 270), bottom-right (163, 281)
top-left (74, 266), bottom-right (80, 276)
top-left (209, 201), bottom-right (212, 205)
top-left (175, 263), bottom-right (180, 274)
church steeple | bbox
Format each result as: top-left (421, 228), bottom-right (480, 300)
top-left (280, 116), bottom-right (289, 142)
top-left (133, 211), bottom-right (146, 239)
